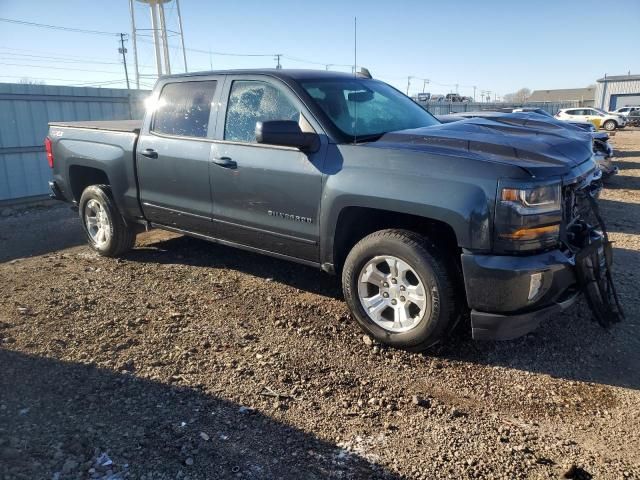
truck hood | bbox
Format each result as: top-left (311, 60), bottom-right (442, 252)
top-left (367, 113), bottom-right (595, 177)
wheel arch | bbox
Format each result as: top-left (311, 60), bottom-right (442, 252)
top-left (327, 205), bottom-right (463, 274)
top-left (68, 165), bottom-right (110, 202)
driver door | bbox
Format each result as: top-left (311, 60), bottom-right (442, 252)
top-left (209, 76), bottom-right (326, 262)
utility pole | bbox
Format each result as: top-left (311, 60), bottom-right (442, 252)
top-left (455, 83), bottom-right (459, 94)
top-left (473, 86), bottom-right (476, 102)
top-left (275, 54), bottom-right (282, 69)
top-left (407, 76), bottom-right (412, 96)
top-left (119, 33), bottom-right (130, 90)
top-left (423, 79), bottom-right (430, 93)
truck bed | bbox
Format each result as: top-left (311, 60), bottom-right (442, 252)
top-left (48, 119), bottom-right (142, 133)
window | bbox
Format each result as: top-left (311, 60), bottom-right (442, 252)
top-left (224, 80), bottom-right (300, 143)
top-left (152, 81), bottom-right (217, 138)
top-left (301, 78), bottom-right (439, 140)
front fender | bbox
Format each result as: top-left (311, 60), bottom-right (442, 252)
top-left (319, 145), bottom-right (498, 266)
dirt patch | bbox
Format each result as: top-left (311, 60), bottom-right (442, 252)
top-left (1, 131), bottom-right (640, 479)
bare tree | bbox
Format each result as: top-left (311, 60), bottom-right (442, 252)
top-left (503, 87), bottom-right (531, 103)
top-left (18, 77), bottom-right (46, 85)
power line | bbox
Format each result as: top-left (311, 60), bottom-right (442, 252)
top-left (0, 53), bottom-right (122, 66)
top-left (0, 62), bottom-right (123, 74)
top-left (0, 17), bottom-right (120, 36)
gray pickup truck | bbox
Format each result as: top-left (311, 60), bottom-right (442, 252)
top-left (46, 69), bottom-right (620, 351)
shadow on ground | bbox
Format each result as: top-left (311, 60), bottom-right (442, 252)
top-left (0, 205), bottom-right (84, 263)
top-left (0, 349), bottom-right (400, 480)
top-left (125, 235), bottom-right (640, 392)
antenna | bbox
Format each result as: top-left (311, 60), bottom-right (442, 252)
top-left (354, 17), bottom-right (357, 77)
top-left (353, 16), bottom-right (357, 144)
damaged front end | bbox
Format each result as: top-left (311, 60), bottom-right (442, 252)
top-left (592, 133), bottom-right (618, 178)
top-left (562, 174), bottom-right (624, 326)
top-left (466, 166), bottom-right (623, 341)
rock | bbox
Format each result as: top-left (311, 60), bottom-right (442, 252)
top-left (450, 407), bottom-right (465, 418)
top-left (362, 335), bottom-right (373, 346)
top-left (199, 432), bottom-right (210, 441)
top-left (412, 395), bottom-right (431, 408)
top-left (184, 457), bottom-right (194, 466)
top-left (238, 406), bottom-right (254, 415)
top-left (1, 208), bottom-right (13, 217)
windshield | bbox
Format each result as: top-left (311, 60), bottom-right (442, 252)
top-left (301, 78), bottom-right (439, 141)
top-left (593, 108), bottom-right (608, 115)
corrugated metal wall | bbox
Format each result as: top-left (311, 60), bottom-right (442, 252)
top-left (419, 101), bottom-right (579, 116)
top-left (0, 83), bottom-right (149, 202)
top-left (595, 79), bottom-right (640, 110)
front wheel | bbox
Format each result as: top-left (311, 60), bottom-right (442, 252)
top-left (79, 185), bottom-right (136, 257)
top-left (342, 229), bottom-right (457, 351)
top-left (603, 120), bottom-right (617, 131)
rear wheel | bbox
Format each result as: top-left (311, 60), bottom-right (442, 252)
top-left (79, 185), bottom-right (136, 257)
top-left (342, 229), bottom-right (457, 351)
top-left (603, 120), bottom-right (617, 131)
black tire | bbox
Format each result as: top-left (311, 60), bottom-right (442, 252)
top-left (79, 185), bottom-right (136, 257)
top-left (342, 229), bottom-right (457, 351)
top-left (603, 120), bottom-right (617, 131)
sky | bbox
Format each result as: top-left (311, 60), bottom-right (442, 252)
top-left (0, 0), bottom-right (638, 99)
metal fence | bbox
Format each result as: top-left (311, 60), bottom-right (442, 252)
top-left (418, 101), bottom-right (580, 116)
top-left (0, 83), bottom-right (149, 203)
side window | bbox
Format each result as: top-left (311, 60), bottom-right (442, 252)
top-left (152, 81), bottom-right (217, 138)
top-left (224, 80), bottom-right (299, 143)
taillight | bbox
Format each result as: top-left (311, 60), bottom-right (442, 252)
top-left (44, 137), bottom-right (54, 168)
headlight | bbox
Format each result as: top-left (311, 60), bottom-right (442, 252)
top-left (500, 184), bottom-right (561, 214)
top-left (494, 180), bottom-right (562, 253)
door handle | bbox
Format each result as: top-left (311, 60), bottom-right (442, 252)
top-left (141, 148), bottom-right (158, 159)
top-left (212, 156), bottom-right (237, 169)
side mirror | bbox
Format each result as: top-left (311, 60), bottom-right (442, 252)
top-left (255, 120), bottom-right (319, 152)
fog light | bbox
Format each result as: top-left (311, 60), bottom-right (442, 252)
top-left (528, 272), bottom-right (543, 301)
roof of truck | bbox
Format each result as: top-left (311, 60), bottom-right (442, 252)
top-left (160, 69), bottom-right (364, 81)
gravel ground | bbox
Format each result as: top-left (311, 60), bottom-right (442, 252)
top-left (1, 130), bottom-right (639, 480)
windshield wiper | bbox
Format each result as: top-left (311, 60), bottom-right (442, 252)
top-left (354, 133), bottom-right (386, 143)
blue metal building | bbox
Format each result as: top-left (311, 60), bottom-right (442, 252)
top-left (0, 83), bottom-right (148, 203)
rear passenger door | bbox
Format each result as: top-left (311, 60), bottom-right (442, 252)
top-left (137, 78), bottom-right (221, 233)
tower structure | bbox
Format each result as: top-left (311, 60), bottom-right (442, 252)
top-left (129, 0), bottom-right (188, 88)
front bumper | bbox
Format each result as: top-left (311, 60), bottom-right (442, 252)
top-left (461, 249), bottom-right (580, 340)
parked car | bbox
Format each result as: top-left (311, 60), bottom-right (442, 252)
top-left (430, 94), bottom-right (445, 102)
top-left (445, 93), bottom-right (463, 102)
top-left (417, 92), bottom-right (431, 102)
top-left (460, 96), bottom-right (473, 103)
top-left (46, 69), bottom-right (613, 350)
top-left (438, 110), bottom-right (617, 177)
top-left (555, 107), bottom-right (626, 131)
top-left (627, 109), bottom-right (640, 127)
top-left (610, 106), bottom-right (640, 117)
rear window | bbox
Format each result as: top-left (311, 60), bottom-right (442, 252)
top-left (152, 81), bottom-right (217, 138)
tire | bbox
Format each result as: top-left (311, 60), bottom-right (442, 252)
top-left (342, 229), bottom-right (457, 351)
top-left (79, 184), bottom-right (136, 257)
top-left (603, 120), bottom-right (617, 131)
